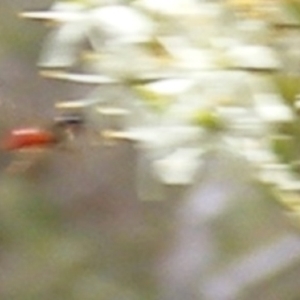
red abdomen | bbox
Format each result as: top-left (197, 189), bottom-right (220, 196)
top-left (1, 127), bottom-right (57, 150)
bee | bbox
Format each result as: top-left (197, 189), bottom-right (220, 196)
top-left (1, 114), bottom-right (84, 150)
top-left (0, 114), bottom-right (84, 173)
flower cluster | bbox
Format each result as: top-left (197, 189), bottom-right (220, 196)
top-left (21, 0), bottom-right (300, 202)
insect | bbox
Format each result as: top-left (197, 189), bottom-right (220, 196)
top-left (1, 114), bottom-right (84, 151)
top-left (0, 114), bottom-right (84, 173)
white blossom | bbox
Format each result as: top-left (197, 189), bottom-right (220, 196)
top-left (21, 0), bottom-right (300, 200)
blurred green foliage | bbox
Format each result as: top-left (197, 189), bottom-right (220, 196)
top-left (0, 4), bottom-right (46, 59)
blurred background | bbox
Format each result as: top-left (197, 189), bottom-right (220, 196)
top-left (1, 1), bottom-right (300, 300)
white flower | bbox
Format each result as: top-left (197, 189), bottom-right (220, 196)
top-left (22, 0), bottom-right (300, 200)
